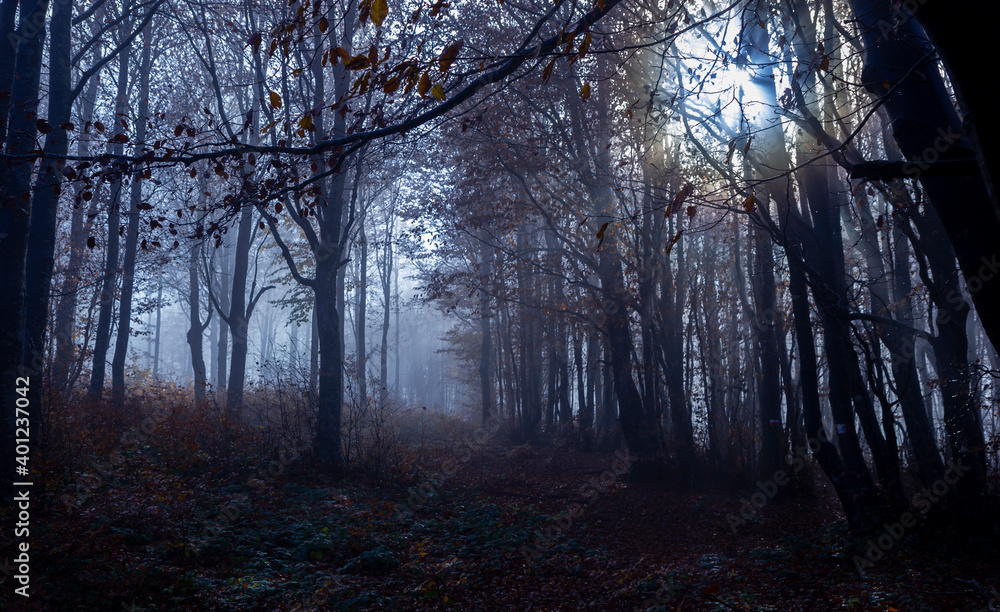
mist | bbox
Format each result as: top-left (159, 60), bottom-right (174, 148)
top-left (1, 0), bottom-right (999, 609)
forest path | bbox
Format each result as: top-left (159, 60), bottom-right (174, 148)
top-left (7, 438), bottom-right (999, 611)
top-left (412, 440), bottom-right (1000, 611)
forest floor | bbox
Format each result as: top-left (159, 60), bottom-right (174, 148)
top-left (3, 433), bottom-right (1000, 611)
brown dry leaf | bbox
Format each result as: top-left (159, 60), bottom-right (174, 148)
top-left (542, 58), bottom-right (557, 82)
top-left (371, 0), bottom-right (388, 27)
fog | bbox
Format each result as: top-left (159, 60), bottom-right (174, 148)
top-left (2, 0), bottom-right (1000, 608)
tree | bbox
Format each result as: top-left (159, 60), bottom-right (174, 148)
top-left (111, 26), bottom-right (155, 413)
top-left (187, 243), bottom-right (211, 404)
top-left (848, 0), bottom-right (1000, 355)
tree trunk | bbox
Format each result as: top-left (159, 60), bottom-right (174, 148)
top-left (153, 280), bottom-right (162, 378)
top-left (584, 330), bottom-right (597, 435)
top-left (638, 170), bottom-right (661, 443)
top-left (224, 202), bottom-right (255, 416)
top-left (590, 169), bottom-right (659, 458)
top-left (904, 202), bottom-right (992, 529)
top-left (788, 247), bottom-right (882, 531)
top-left (544, 321), bottom-right (556, 431)
top-left (310, 307), bottom-right (318, 401)
top-left (21, 0), bottom-right (71, 437)
top-left (598, 341), bottom-right (617, 449)
top-left (556, 312), bottom-right (571, 430)
top-left (88, 41), bottom-right (132, 402)
top-left (111, 28), bottom-right (153, 413)
top-left (209, 297), bottom-right (219, 384)
top-left (750, 218), bottom-right (784, 480)
top-left (574, 328), bottom-right (586, 443)
top-left (378, 222), bottom-right (393, 406)
top-left (731, 2), bottom-right (885, 529)
top-left (849, 0), bottom-right (994, 531)
top-left (516, 229), bottom-right (540, 440)
top-left (52, 71), bottom-right (100, 390)
top-left (0, 0), bottom-right (20, 142)
top-left (0, 0), bottom-right (50, 501)
top-left (802, 158), bottom-right (898, 518)
top-left (889, 220), bottom-right (941, 483)
top-left (913, 2), bottom-right (1000, 219)
top-left (187, 245), bottom-right (208, 404)
top-left (314, 247), bottom-right (345, 467)
top-left (355, 219), bottom-right (368, 404)
top-left (309, 0), bottom-right (355, 469)
top-left (479, 241), bottom-right (493, 427)
top-left (215, 243), bottom-right (231, 391)
top-left (845, 176), bottom-right (943, 487)
top-left (658, 217), bottom-right (692, 476)
top-left (849, 0), bottom-right (1000, 357)
top-left (394, 262), bottom-right (400, 397)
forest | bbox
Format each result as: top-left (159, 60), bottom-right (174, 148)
top-left (1, 0), bottom-right (999, 609)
